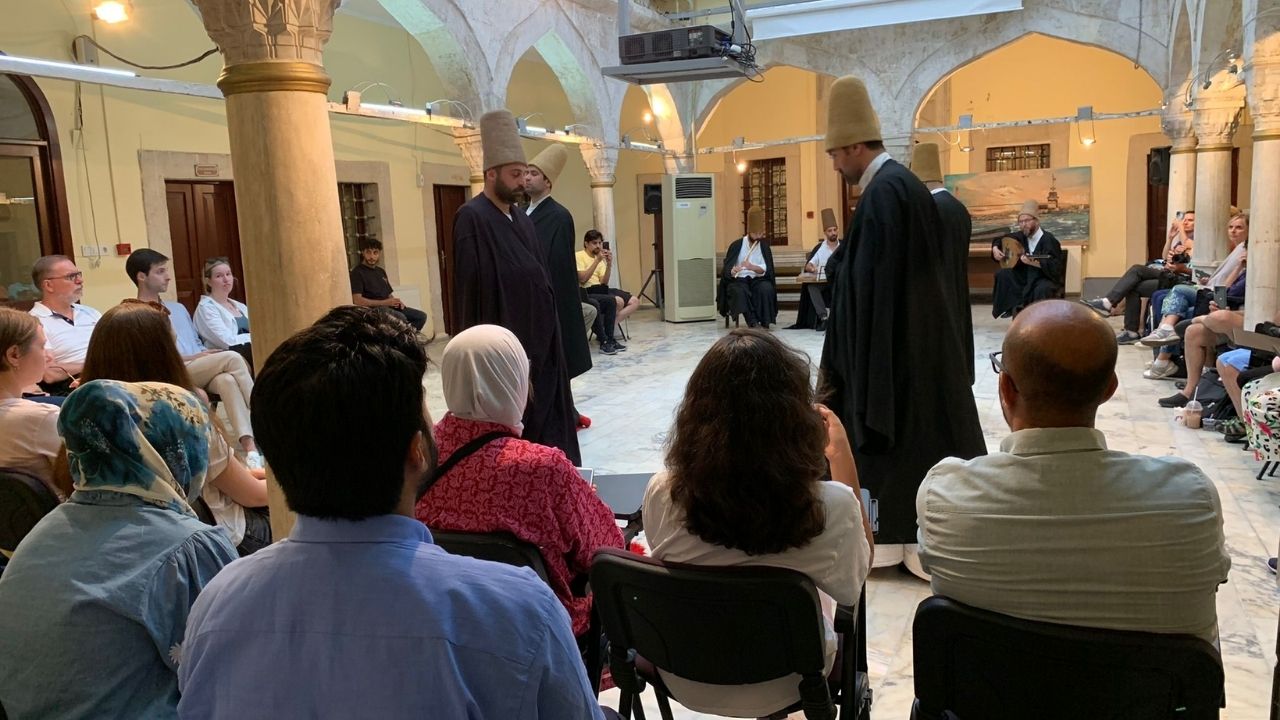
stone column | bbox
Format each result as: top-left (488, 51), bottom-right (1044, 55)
top-left (881, 131), bottom-right (912, 164)
top-left (1190, 92), bottom-right (1244, 265)
top-left (1161, 105), bottom-right (1198, 230)
top-left (452, 127), bottom-right (485, 196)
top-left (195, 0), bottom-right (350, 540)
top-left (1245, 38), bottom-right (1280, 326)
top-left (582, 145), bottom-right (621, 286)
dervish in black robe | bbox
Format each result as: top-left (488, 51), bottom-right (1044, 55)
top-left (818, 158), bottom-right (986, 545)
top-left (451, 193), bottom-right (581, 465)
top-left (718, 237), bottom-right (778, 327)
top-left (787, 240), bottom-right (839, 330)
top-left (527, 196), bottom-right (592, 379)
top-left (932, 189), bottom-right (976, 384)
top-left (990, 229), bottom-right (1064, 318)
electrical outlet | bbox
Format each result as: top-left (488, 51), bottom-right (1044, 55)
top-left (99, 246), bottom-right (111, 256)
top-left (81, 245), bottom-right (98, 257)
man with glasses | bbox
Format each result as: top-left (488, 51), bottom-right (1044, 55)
top-left (29, 255), bottom-right (99, 395)
top-left (917, 300), bottom-right (1229, 643)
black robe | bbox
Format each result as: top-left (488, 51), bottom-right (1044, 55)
top-left (818, 159), bottom-right (986, 544)
top-left (718, 237), bottom-right (778, 326)
top-left (527, 196), bottom-right (592, 379)
top-left (990, 229), bottom-right (1065, 318)
top-left (450, 194), bottom-right (581, 465)
top-left (933, 190), bottom-right (976, 384)
top-left (788, 240), bottom-right (837, 330)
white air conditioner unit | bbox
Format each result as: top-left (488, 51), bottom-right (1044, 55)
top-left (661, 173), bottom-right (717, 322)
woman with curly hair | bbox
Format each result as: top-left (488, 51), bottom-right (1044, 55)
top-left (641, 328), bottom-right (874, 718)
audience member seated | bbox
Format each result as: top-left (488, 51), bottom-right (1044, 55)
top-left (789, 208), bottom-right (841, 330)
top-left (0, 308), bottom-right (69, 499)
top-left (0, 380), bottom-right (237, 720)
top-left (1080, 211), bottom-right (1195, 342)
top-left (990, 200), bottom-right (1064, 318)
top-left (583, 289), bottom-right (620, 355)
top-left (1242, 367), bottom-right (1280, 462)
top-left (1139, 213), bottom-right (1248, 349)
top-left (28, 255), bottom-right (99, 395)
top-left (642, 329), bottom-right (873, 717)
top-left (127, 249), bottom-right (262, 469)
top-left (1216, 351), bottom-right (1277, 443)
top-left (415, 324), bottom-right (623, 637)
top-left (719, 206), bottom-right (778, 328)
top-left (917, 300), bottom-right (1230, 644)
top-left (349, 238), bottom-right (428, 332)
top-left (1156, 303), bottom-right (1248, 408)
top-left (194, 257), bottom-right (252, 367)
top-left (80, 301), bottom-right (271, 555)
top-left (177, 306), bottom-right (605, 719)
top-left (576, 229), bottom-right (632, 353)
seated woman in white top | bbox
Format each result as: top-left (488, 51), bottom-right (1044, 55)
top-left (642, 328), bottom-right (875, 718)
top-left (81, 301), bottom-right (271, 555)
top-left (194, 257), bottom-right (252, 365)
top-left (0, 308), bottom-right (69, 499)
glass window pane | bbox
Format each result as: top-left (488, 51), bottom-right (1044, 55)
top-left (0, 156), bottom-right (43, 305)
top-left (0, 76), bottom-right (40, 142)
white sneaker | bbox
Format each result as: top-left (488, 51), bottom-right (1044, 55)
top-left (1139, 327), bottom-right (1180, 347)
top-left (1143, 362), bottom-right (1178, 380)
top-left (244, 450), bottom-right (265, 471)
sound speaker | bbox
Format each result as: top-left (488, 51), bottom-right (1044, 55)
top-left (643, 184), bottom-right (662, 214)
top-left (1148, 147), bottom-right (1171, 186)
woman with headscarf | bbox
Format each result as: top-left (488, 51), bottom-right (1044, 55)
top-left (0, 380), bottom-right (238, 720)
top-left (414, 324), bottom-right (622, 638)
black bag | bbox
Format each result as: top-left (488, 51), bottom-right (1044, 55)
top-left (1193, 369), bottom-right (1233, 421)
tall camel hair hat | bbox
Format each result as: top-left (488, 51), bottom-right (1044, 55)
top-left (820, 208), bottom-right (838, 231)
top-left (825, 75), bottom-right (882, 151)
top-left (528, 144), bottom-right (569, 184)
top-left (480, 110), bottom-right (526, 171)
top-left (747, 206), bottom-right (766, 235)
top-left (1018, 199), bottom-right (1040, 219)
top-left (911, 143), bottom-right (943, 184)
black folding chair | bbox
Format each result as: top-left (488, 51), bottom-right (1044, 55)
top-left (590, 547), bottom-right (871, 720)
top-left (431, 530), bottom-right (603, 692)
top-left (0, 467), bottom-right (59, 555)
top-left (911, 595), bottom-right (1225, 720)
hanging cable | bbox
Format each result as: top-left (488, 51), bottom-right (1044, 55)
top-left (71, 35), bottom-right (217, 70)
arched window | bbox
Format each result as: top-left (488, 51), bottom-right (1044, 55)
top-left (0, 72), bottom-right (71, 307)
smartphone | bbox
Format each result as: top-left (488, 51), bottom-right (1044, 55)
top-left (602, 241), bottom-right (611, 251)
top-left (1176, 210), bottom-right (1185, 220)
top-left (1214, 285), bottom-right (1228, 309)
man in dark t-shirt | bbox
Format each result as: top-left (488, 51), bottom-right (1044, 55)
top-left (349, 239), bottom-right (427, 331)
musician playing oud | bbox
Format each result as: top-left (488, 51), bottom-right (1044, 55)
top-left (990, 199), bottom-right (1065, 318)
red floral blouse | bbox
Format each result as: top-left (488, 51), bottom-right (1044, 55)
top-left (415, 413), bottom-right (624, 635)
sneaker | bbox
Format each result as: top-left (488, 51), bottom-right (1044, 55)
top-left (612, 338), bottom-right (627, 351)
top-left (1079, 298), bottom-right (1111, 317)
top-left (599, 341), bottom-right (617, 356)
top-left (1158, 392), bottom-right (1190, 408)
top-left (1139, 327), bottom-right (1180, 347)
top-left (1116, 330), bottom-right (1142, 345)
top-left (1144, 362), bottom-right (1178, 379)
top-left (245, 450), bottom-right (265, 471)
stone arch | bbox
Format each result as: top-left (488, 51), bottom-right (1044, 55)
top-left (373, 0), bottom-right (494, 110)
top-left (1170, 1), bottom-right (1195, 95)
top-left (1193, 0), bottom-right (1244, 86)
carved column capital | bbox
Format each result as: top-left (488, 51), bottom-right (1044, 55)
top-left (1161, 104), bottom-right (1198, 152)
top-left (193, 0), bottom-right (340, 96)
top-left (580, 145), bottom-right (618, 188)
top-left (1247, 43), bottom-right (1280, 138)
top-left (451, 127), bottom-right (485, 185)
top-left (1190, 89), bottom-right (1245, 149)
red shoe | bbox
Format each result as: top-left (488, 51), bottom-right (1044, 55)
top-left (576, 414), bottom-right (592, 430)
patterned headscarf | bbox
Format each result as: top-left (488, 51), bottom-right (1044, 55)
top-left (58, 380), bottom-right (213, 517)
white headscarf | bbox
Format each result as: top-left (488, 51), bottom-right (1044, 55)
top-left (441, 325), bottom-right (530, 434)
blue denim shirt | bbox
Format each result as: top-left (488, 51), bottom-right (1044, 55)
top-left (0, 491), bottom-right (237, 719)
top-left (165, 301), bottom-right (208, 357)
top-left (178, 514), bottom-right (604, 719)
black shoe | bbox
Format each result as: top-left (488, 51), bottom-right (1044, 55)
top-left (600, 341), bottom-right (617, 356)
top-left (612, 339), bottom-right (627, 351)
top-left (1158, 393), bottom-right (1190, 408)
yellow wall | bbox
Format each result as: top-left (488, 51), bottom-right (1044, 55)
top-left (921, 34), bottom-right (1166, 278)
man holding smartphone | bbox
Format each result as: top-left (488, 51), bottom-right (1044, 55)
top-left (576, 229), bottom-right (640, 353)
top-left (990, 200), bottom-right (1065, 318)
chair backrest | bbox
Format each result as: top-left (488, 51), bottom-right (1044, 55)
top-left (912, 596), bottom-right (1224, 720)
top-left (590, 547), bottom-right (829, 687)
top-left (0, 467), bottom-right (59, 554)
top-left (430, 530), bottom-right (551, 584)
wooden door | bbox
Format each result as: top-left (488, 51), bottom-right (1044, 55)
top-left (432, 184), bottom-right (469, 335)
top-left (166, 181), bottom-right (245, 314)
top-left (1146, 147), bottom-right (1170, 263)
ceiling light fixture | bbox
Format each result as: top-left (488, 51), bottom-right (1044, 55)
top-left (93, 0), bottom-right (131, 24)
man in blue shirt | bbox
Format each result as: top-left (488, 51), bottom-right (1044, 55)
top-left (176, 305), bottom-right (605, 719)
top-left (126, 248), bottom-right (263, 471)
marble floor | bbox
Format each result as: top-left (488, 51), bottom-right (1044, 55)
top-left (422, 307), bottom-right (1279, 719)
